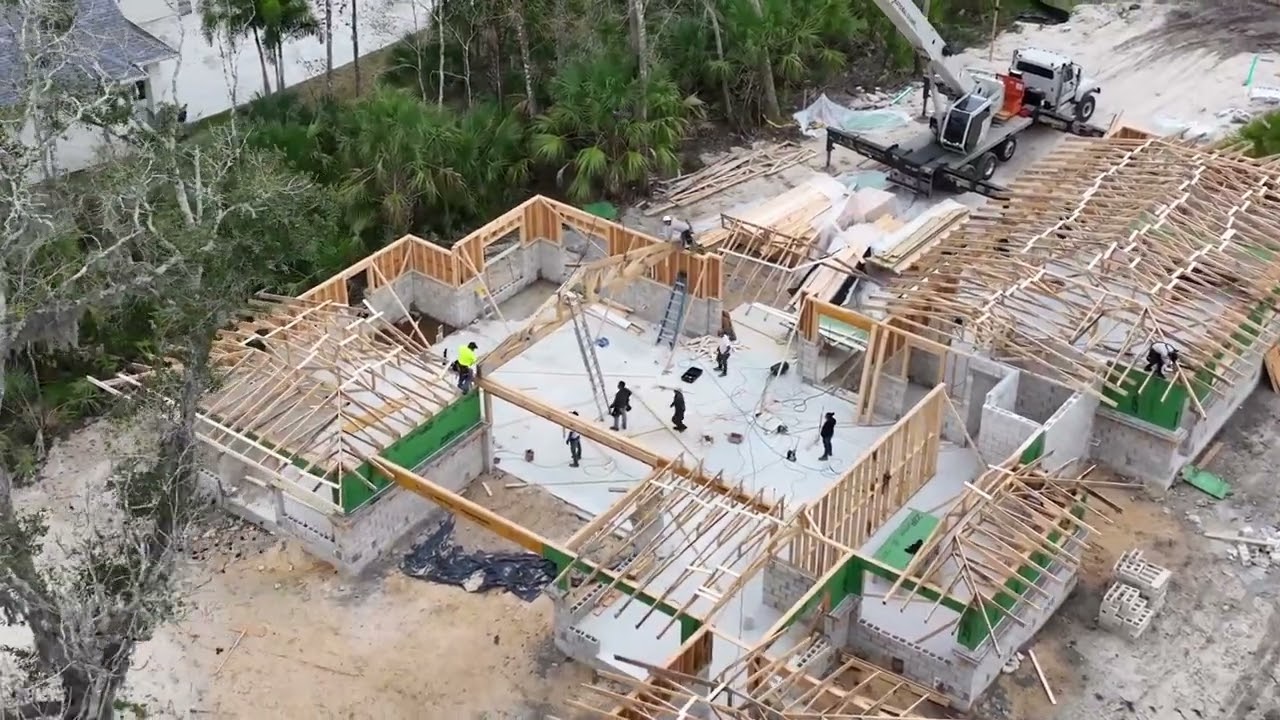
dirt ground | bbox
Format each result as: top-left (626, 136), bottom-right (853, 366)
top-left (0, 432), bottom-right (597, 720)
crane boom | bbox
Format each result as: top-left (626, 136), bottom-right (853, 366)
top-left (868, 0), bottom-right (975, 98)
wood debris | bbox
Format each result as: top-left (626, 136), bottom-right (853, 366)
top-left (1265, 344), bottom-right (1280, 392)
top-left (683, 335), bottom-right (748, 363)
top-left (867, 200), bottom-right (969, 274)
top-left (700, 176), bottom-right (851, 268)
top-left (645, 142), bottom-right (815, 215)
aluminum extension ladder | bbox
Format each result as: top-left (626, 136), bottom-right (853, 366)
top-left (655, 271), bottom-right (689, 348)
top-left (566, 295), bottom-right (610, 420)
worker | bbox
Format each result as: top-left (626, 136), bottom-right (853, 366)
top-left (566, 411), bottom-right (582, 467)
top-left (714, 332), bottom-right (732, 377)
top-left (818, 412), bottom-right (836, 461)
top-left (610, 381), bottom-right (632, 431)
top-left (456, 341), bottom-right (479, 393)
top-left (1144, 341), bottom-right (1179, 379)
top-left (662, 215), bottom-right (696, 249)
top-left (670, 389), bottom-right (687, 432)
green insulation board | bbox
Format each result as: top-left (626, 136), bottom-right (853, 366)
top-left (1181, 466), bottom-right (1231, 500)
top-left (1103, 370), bottom-right (1189, 431)
top-left (338, 392), bottom-right (484, 513)
top-left (874, 510), bottom-right (940, 570)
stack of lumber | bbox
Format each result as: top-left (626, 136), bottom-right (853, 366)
top-left (790, 224), bottom-right (883, 308)
top-left (645, 142), bottom-right (815, 215)
top-left (699, 176), bottom-right (852, 267)
top-left (868, 200), bottom-right (969, 273)
top-left (683, 335), bottom-right (749, 363)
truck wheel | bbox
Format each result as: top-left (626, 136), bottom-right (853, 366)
top-left (997, 137), bottom-right (1018, 162)
top-left (1075, 93), bottom-right (1097, 122)
top-left (977, 152), bottom-right (998, 181)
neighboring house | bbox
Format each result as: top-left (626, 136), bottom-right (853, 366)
top-left (0, 0), bottom-right (177, 173)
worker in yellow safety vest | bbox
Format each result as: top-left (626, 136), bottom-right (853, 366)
top-left (455, 341), bottom-right (479, 392)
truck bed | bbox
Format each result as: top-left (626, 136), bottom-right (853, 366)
top-left (827, 110), bottom-right (1107, 199)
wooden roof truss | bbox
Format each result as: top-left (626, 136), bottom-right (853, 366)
top-left (874, 137), bottom-right (1280, 412)
top-left (572, 633), bottom-right (949, 719)
top-left (559, 461), bottom-right (785, 640)
top-left (881, 461), bottom-right (1115, 643)
top-left (202, 294), bottom-right (458, 477)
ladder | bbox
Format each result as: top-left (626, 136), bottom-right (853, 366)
top-left (567, 295), bottom-right (610, 420)
top-left (655, 272), bottom-right (689, 349)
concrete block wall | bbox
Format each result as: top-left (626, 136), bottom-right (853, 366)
top-left (1013, 370), bottom-right (1075, 424)
top-left (978, 372), bottom-right (1040, 462)
top-left (1181, 349), bottom-right (1262, 461)
top-left (364, 272), bottom-right (419, 322)
top-left (1040, 390), bottom-right (1099, 475)
top-left (797, 337), bottom-right (822, 383)
top-left (842, 596), bottom-right (967, 698)
top-left (763, 557), bottom-right (818, 615)
top-left (955, 524), bottom-right (1087, 709)
top-left (330, 426), bottom-right (487, 575)
top-left (1090, 408), bottom-right (1183, 491)
top-left (604, 276), bottom-right (723, 339)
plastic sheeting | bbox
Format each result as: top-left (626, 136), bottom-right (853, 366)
top-left (401, 516), bottom-right (558, 602)
top-left (794, 94), bottom-right (911, 138)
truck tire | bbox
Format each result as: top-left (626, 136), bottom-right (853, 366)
top-left (1075, 93), bottom-right (1097, 122)
top-left (997, 137), bottom-right (1018, 162)
top-left (977, 152), bottom-right (998, 181)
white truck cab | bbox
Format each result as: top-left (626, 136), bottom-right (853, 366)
top-left (1010, 47), bottom-right (1099, 122)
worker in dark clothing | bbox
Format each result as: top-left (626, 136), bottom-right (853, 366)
top-left (1144, 341), bottom-right (1179, 379)
top-left (819, 412), bottom-right (836, 461)
top-left (566, 410), bottom-right (583, 467)
top-left (670, 390), bottom-right (687, 432)
top-left (610, 381), bottom-right (632, 431)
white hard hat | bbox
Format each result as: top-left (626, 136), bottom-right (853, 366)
top-left (662, 215), bottom-right (673, 224)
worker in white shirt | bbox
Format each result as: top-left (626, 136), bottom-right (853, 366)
top-left (715, 332), bottom-right (731, 377)
top-left (566, 411), bottom-right (583, 467)
top-left (661, 216), bottom-right (696, 250)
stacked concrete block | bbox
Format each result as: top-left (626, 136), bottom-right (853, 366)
top-left (1098, 582), bottom-right (1154, 639)
top-left (1113, 548), bottom-right (1171, 613)
top-left (762, 558), bottom-right (817, 614)
top-left (1099, 548), bottom-right (1170, 640)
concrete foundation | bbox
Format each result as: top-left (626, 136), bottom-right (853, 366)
top-left (199, 425), bottom-right (488, 575)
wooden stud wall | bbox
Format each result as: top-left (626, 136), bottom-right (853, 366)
top-left (789, 385), bottom-right (946, 577)
top-left (298, 196), bottom-right (724, 307)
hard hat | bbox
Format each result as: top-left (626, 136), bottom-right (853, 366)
top-left (662, 215), bottom-right (673, 224)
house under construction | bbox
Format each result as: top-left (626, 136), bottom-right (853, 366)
top-left (93, 125), bottom-right (1280, 715)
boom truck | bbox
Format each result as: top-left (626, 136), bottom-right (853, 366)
top-left (826, 0), bottom-right (1106, 198)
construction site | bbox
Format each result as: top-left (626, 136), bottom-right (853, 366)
top-left (75, 98), bottom-right (1280, 718)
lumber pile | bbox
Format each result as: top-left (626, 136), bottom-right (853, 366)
top-left (682, 335), bottom-right (748, 363)
top-left (645, 142), bottom-right (815, 215)
top-left (868, 200), bottom-right (969, 273)
top-left (789, 224), bottom-right (881, 308)
top-left (699, 176), bottom-right (852, 267)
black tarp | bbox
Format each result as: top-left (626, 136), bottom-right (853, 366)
top-left (400, 515), bottom-right (558, 602)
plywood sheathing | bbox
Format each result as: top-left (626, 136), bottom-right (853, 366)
top-left (870, 136), bottom-right (1280, 413)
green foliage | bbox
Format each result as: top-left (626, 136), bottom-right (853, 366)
top-left (1240, 111), bottom-right (1280, 158)
top-left (531, 55), bottom-right (701, 200)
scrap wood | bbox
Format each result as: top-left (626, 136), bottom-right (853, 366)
top-left (645, 142), bottom-right (816, 214)
top-left (213, 629), bottom-right (247, 676)
top-left (1203, 531), bottom-right (1278, 547)
top-left (1196, 441), bottom-right (1224, 467)
top-left (1029, 650), bottom-right (1057, 705)
top-left (1265, 344), bottom-right (1280, 392)
top-left (870, 200), bottom-right (969, 273)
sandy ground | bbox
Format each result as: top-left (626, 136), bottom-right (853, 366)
top-left (0, 427), bottom-right (597, 719)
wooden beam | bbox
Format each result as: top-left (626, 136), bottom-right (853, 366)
top-left (479, 378), bottom-right (775, 514)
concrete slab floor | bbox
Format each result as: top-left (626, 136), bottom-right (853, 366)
top-left (488, 313), bottom-right (896, 518)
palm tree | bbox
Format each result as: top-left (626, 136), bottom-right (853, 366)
top-left (202, 0), bottom-right (275, 95)
top-left (334, 88), bottom-right (470, 239)
top-left (530, 55), bottom-right (701, 201)
top-left (201, 0), bottom-right (319, 96)
top-left (258, 0), bottom-right (321, 92)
